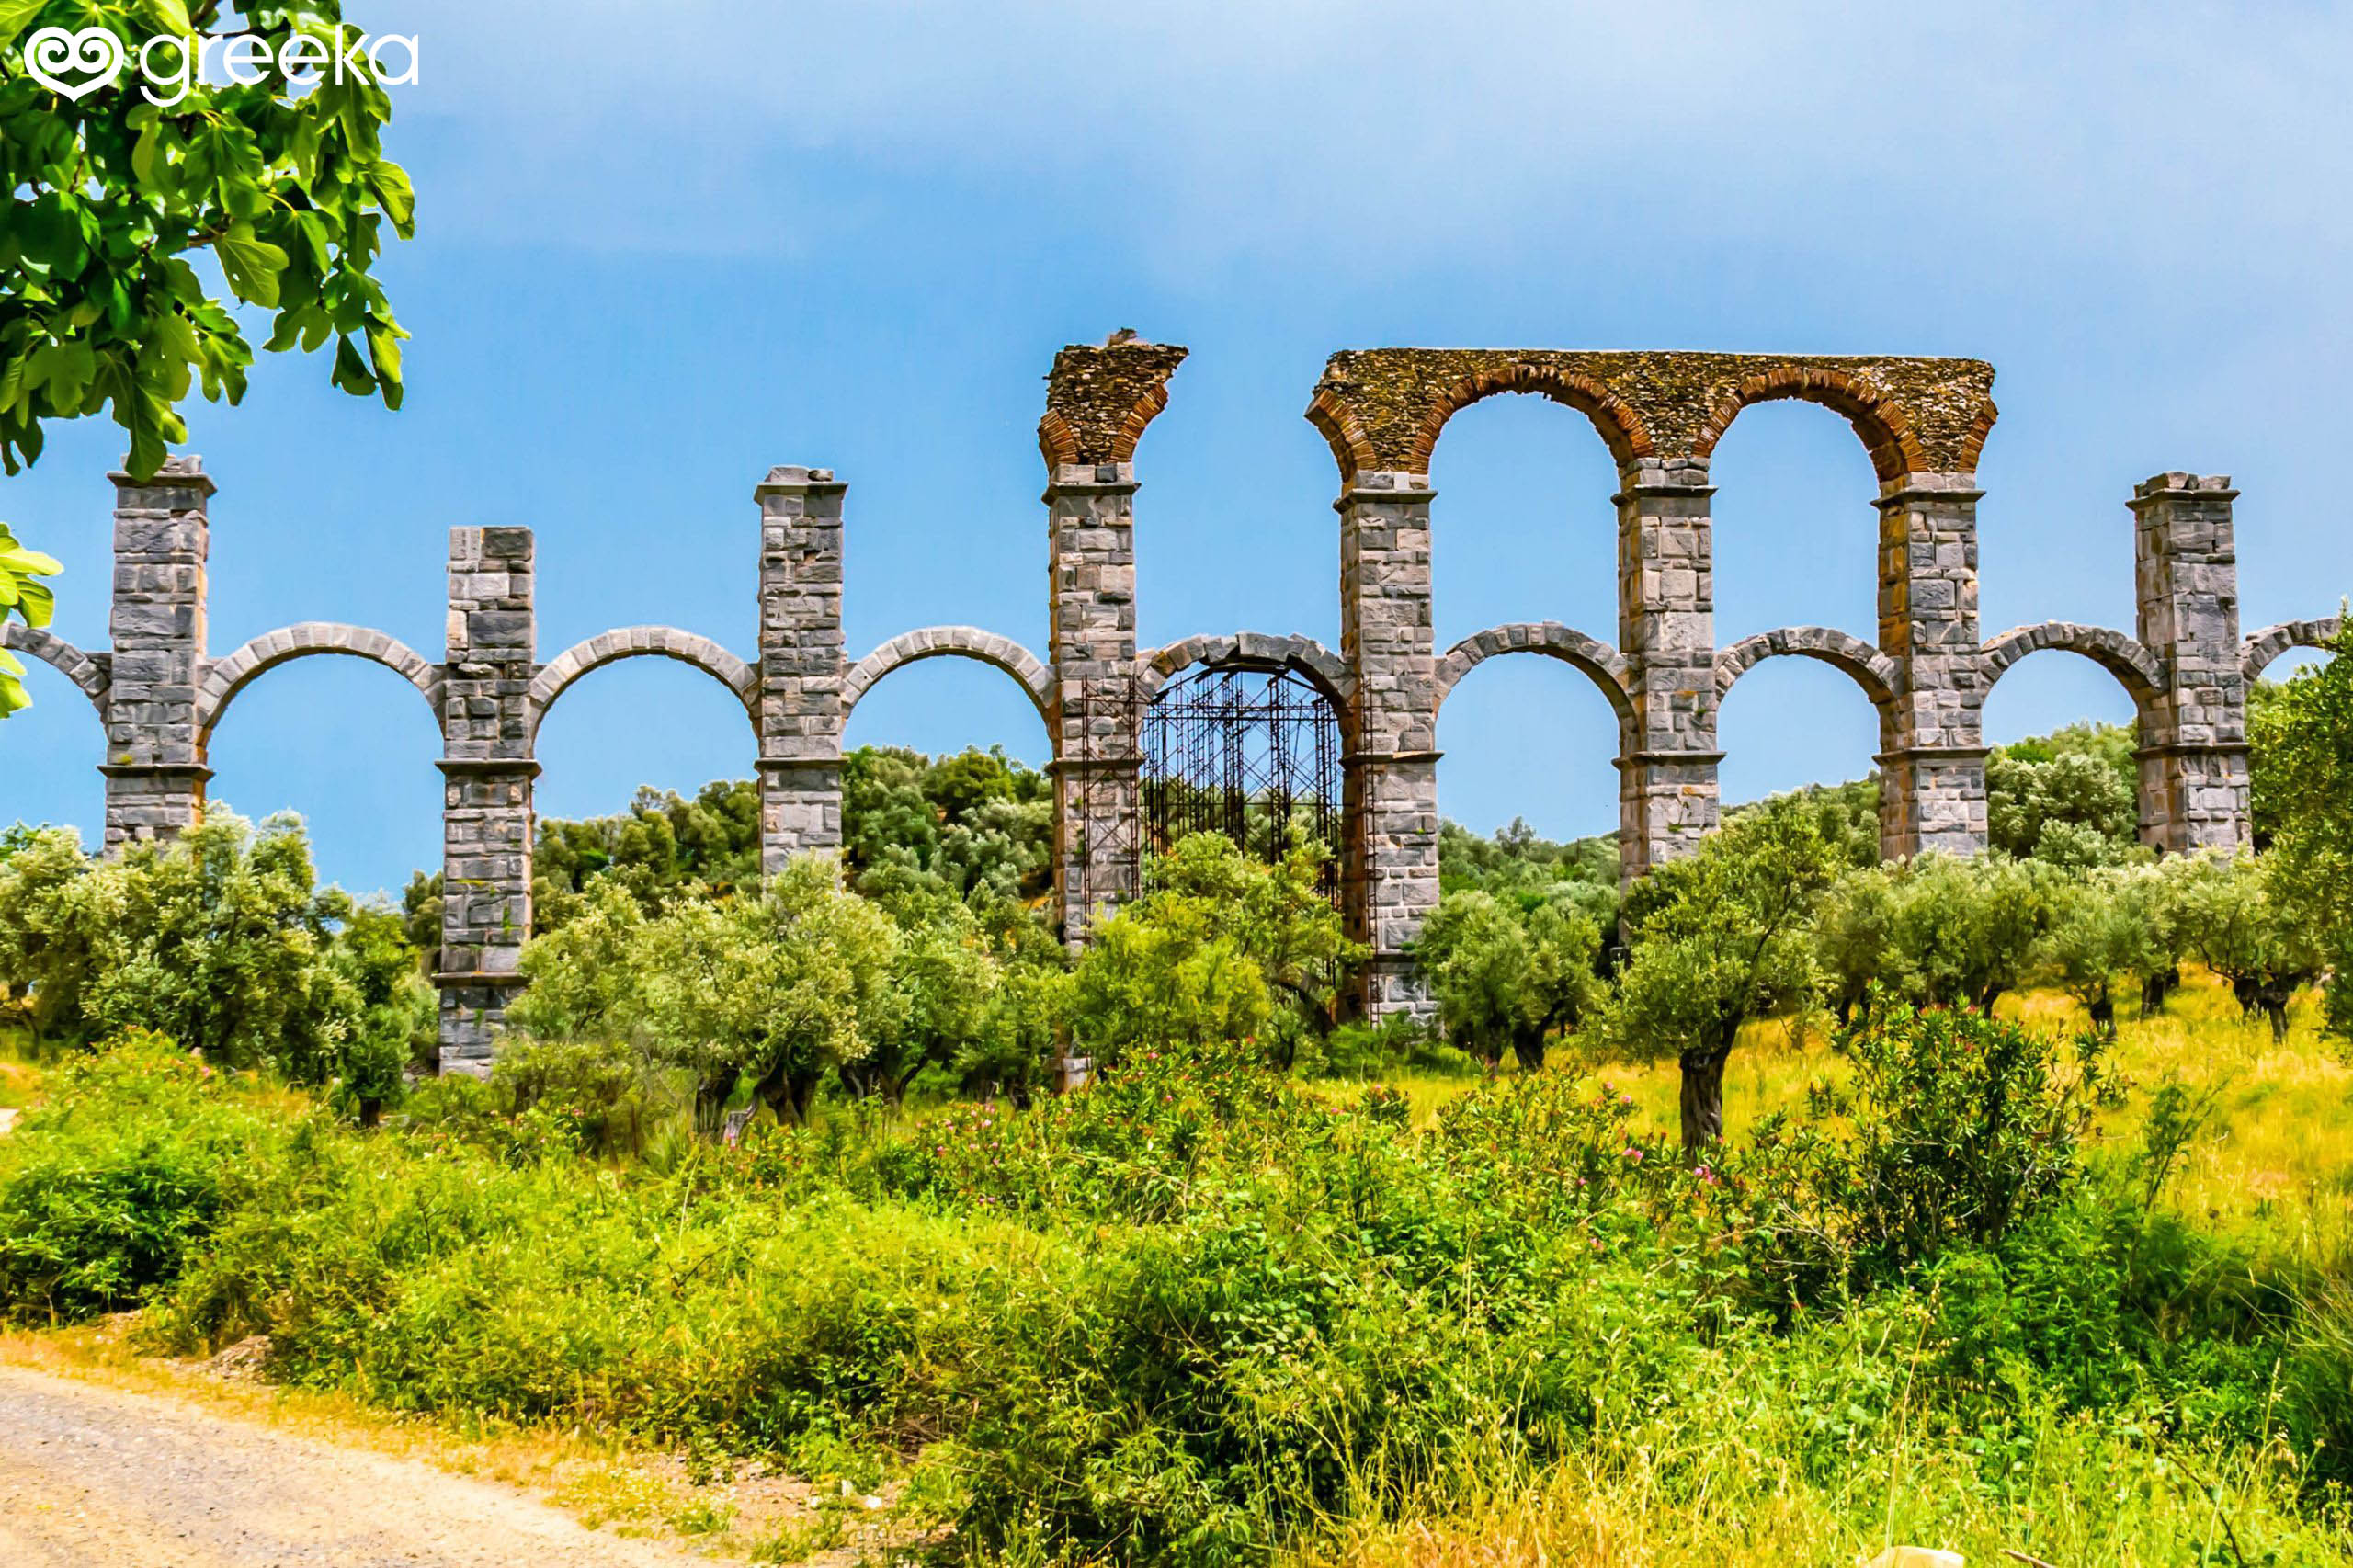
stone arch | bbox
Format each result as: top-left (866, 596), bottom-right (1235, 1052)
top-left (1434, 623), bottom-right (1632, 723)
top-left (1695, 365), bottom-right (1955, 483)
top-left (1713, 627), bottom-right (1900, 713)
top-left (1980, 621), bottom-right (2166, 710)
top-left (1309, 363), bottom-right (1651, 484)
top-left (1135, 632), bottom-right (1353, 714)
top-left (0, 623), bottom-right (108, 712)
top-left (841, 626), bottom-right (1052, 724)
top-left (196, 623), bottom-right (443, 746)
top-left (2241, 616), bottom-right (2343, 682)
top-left (529, 627), bottom-right (756, 744)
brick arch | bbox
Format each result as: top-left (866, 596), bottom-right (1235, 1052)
top-left (2241, 616), bottom-right (2343, 681)
top-left (1713, 627), bottom-right (1900, 713)
top-left (1038, 339), bottom-right (1188, 470)
top-left (1980, 621), bottom-right (2165, 710)
top-left (197, 623), bottom-right (444, 747)
top-left (1434, 622), bottom-right (1632, 723)
top-left (1135, 632), bottom-right (1354, 716)
top-left (1037, 388), bottom-right (1173, 470)
top-left (842, 626), bottom-right (1052, 725)
top-left (1696, 365), bottom-right (1957, 483)
top-left (528, 627), bottom-right (756, 744)
top-left (0, 623), bottom-right (108, 712)
top-left (1310, 364), bottom-right (1652, 484)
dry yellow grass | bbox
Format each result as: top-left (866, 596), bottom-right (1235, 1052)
top-left (1370, 967), bottom-right (2351, 1253)
top-left (1301, 1422), bottom-right (2329, 1568)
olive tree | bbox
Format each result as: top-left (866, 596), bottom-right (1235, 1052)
top-left (635, 857), bottom-right (899, 1130)
top-left (2250, 623), bottom-right (2353, 1037)
top-left (1606, 796), bottom-right (1839, 1150)
top-left (1813, 865), bottom-right (1910, 1027)
top-left (1889, 853), bottom-right (2048, 1011)
top-left (80, 810), bottom-right (358, 1071)
top-left (0, 823), bottom-right (96, 1041)
top-left (1415, 889), bottom-right (1601, 1073)
top-left (851, 898), bottom-right (998, 1105)
top-left (1069, 834), bottom-right (1360, 1068)
top-left (2032, 870), bottom-right (2156, 1038)
top-left (0, 811), bottom-right (421, 1103)
top-left (2171, 852), bottom-right (2323, 1043)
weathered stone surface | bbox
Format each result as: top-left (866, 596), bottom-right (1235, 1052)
top-left (1978, 620), bottom-right (2165, 701)
top-left (437, 527), bottom-right (537, 1074)
top-left (1136, 631), bottom-right (1353, 711)
top-left (102, 457), bottom-right (213, 850)
top-left (756, 466), bottom-right (848, 870)
top-left (1712, 626), bottom-right (1899, 711)
top-left (1338, 473), bottom-right (1441, 1019)
top-left (1436, 623), bottom-right (1630, 715)
top-left (1308, 349), bottom-right (1997, 483)
top-left (1875, 472), bottom-right (1987, 859)
top-left (2132, 474), bottom-right (2249, 852)
top-left (0, 624), bottom-right (108, 710)
top-left (1039, 337), bottom-right (1188, 468)
top-left (1616, 457), bottom-right (1722, 881)
top-left (1048, 467), bottom-right (1147, 938)
top-left (1040, 341), bottom-right (1187, 942)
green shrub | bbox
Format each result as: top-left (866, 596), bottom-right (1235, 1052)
top-left (0, 1031), bottom-right (290, 1323)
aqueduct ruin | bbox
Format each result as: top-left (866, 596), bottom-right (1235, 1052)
top-left (6, 339), bottom-right (2341, 1066)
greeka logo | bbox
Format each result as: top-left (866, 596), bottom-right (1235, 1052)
top-left (20, 21), bottom-right (418, 105)
top-left (23, 25), bottom-right (125, 99)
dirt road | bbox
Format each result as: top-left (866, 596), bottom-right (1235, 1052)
top-left (0, 1366), bottom-right (708, 1566)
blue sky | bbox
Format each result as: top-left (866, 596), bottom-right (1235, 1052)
top-left (6, 0), bottom-right (2349, 896)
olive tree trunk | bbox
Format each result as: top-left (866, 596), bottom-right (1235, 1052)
top-left (1677, 1042), bottom-right (1731, 1151)
top-left (693, 1065), bottom-right (741, 1142)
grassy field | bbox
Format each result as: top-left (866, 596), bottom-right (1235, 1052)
top-left (1360, 966), bottom-right (2349, 1257)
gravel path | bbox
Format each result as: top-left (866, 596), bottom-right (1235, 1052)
top-left (0, 1366), bottom-right (707, 1566)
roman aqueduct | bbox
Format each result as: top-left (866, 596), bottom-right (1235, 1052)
top-left (6, 339), bottom-right (2341, 1067)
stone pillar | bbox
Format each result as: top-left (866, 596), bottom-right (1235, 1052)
top-left (2131, 473), bottom-right (2249, 852)
top-left (1046, 461), bottom-right (1142, 939)
top-left (1875, 471), bottom-right (1988, 859)
top-left (1614, 457), bottom-right (1719, 883)
top-left (101, 456), bottom-right (213, 850)
top-left (1038, 336), bottom-right (1185, 943)
top-left (1338, 472), bottom-right (1439, 1020)
top-left (436, 526), bottom-right (536, 1074)
top-left (754, 466), bottom-right (847, 871)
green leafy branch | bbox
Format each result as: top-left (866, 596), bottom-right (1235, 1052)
top-left (0, 0), bottom-right (416, 480)
top-left (0, 518), bottom-right (62, 712)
